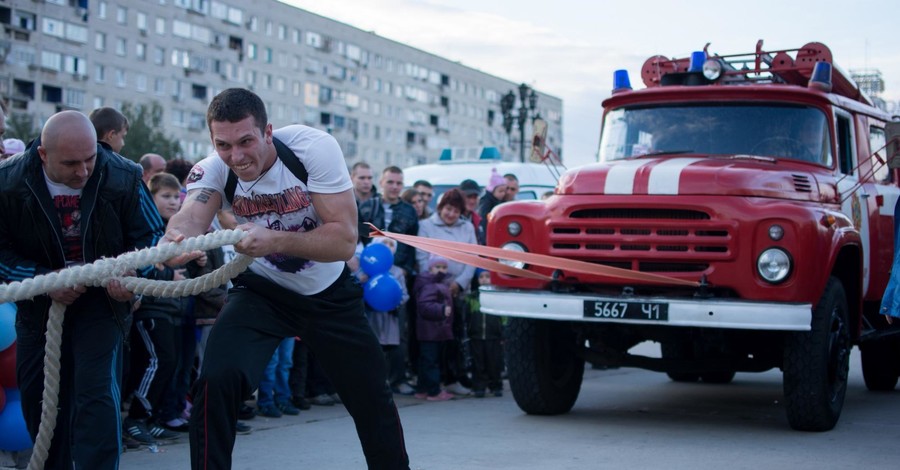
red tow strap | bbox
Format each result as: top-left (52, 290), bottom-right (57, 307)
top-left (367, 224), bottom-right (699, 287)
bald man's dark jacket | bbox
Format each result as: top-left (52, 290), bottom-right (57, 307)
top-left (0, 137), bottom-right (166, 328)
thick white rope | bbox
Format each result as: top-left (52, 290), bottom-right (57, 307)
top-left (0, 229), bottom-right (252, 470)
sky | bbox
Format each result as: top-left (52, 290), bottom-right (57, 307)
top-left (282, 0), bottom-right (900, 168)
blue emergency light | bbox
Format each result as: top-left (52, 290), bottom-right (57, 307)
top-left (689, 51), bottom-right (706, 72)
top-left (808, 62), bottom-right (833, 92)
top-left (612, 69), bottom-right (632, 94)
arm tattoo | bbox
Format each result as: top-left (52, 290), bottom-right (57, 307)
top-left (194, 188), bottom-right (216, 204)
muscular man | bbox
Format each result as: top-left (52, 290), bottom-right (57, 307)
top-left (0, 110), bottom-right (164, 469)
top-left (164, 88), bottom-right (409, 469)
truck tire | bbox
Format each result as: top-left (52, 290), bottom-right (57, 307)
top-left (506, 317), bottom-right (584, 415)
top-left (783, 276), bottom-right (850, 431)
top-left (860, 339), bottom-right (900, 391)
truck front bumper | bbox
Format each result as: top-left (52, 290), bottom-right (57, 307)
top-left (480, 286), bottom-right (812, 331)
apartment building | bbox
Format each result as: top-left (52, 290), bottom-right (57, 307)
top-left (0, 0), bottom-right (563, 170)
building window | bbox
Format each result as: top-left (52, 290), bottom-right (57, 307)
top-left (63, 55), bottom-right (86, 75)
top-left (306, 31), bottom-right (322, 48)
top-left (136, 43), bottom-right (146, 61)
top-left (155, 77), bottom-right (166, 95)
top-left (41, 51), bottom-right (61, 71)
top-left (153, 47), bottom-right (165, 66)
top-left (42, 18), bottom-right (64, 38)
top-left (42, 85), bottom-right (63, 104)
top-left (115, 69), bottom-right (126, 88)
top-left (115, 38), bottom-right (126, 57)
top-left (116, 7), bottom-right (127, 25)
top-left (95, 64), bottom-right (105, 83)
top-left (95, 32), bottom-right (106, 51)
top-left (304, 82), bottom-right (319, 107)
top-left (136, 74), bottom-right (147, 92)
top-left (192, 84), bottom-right (208, 100)
top-left (155, 18), bottom-right (166, 35)
top-left (98, 2), bottom-right (107, 20)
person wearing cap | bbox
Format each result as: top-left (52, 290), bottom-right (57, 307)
top-left (477, 168), bottom-right (508, 240)
top-left (1, 138), bottom-right (25, 160)
top-left (458, 178), bottom-right (484, 244)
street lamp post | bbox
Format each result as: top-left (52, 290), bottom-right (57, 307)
top-left (500, 83), bottom-right (539, 162)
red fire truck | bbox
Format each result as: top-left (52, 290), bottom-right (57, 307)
top-left (480, 41), bottom-right (900, 431)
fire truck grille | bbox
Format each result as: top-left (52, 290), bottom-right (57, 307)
top-left (549, 207), bottom-right (731, 274)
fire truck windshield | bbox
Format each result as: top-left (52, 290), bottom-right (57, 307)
top-left (598, 103), bottom-right (833, 166)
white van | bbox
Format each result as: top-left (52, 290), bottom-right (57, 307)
top-left (402, 147), bottom-right (560, 209)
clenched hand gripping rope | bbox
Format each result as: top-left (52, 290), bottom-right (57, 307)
top-left (0, 229), bottom-right (253, 470)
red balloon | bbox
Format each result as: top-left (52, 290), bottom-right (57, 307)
top-left (0, 343), bottom-right (15, 390)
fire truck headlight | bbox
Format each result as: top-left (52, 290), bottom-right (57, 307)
top-left (702, 59), bottom-right (722, 81)
top-left (507, 221), bottom-right (522, 237)
top-left (768, 224), bottom-right (784, 241)
top-left (757, 248), bottom-right (791, 283)
top-left (500, 242), bottom-right (527, 269)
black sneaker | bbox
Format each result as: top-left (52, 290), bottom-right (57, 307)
top-left (122, 434), bottom-right (143, 450)
top-left (147, 421), bottom-right (180, 441)
top-left (257, 404), bottom-right (283, 418)
top-left (235, 421), bottom-right (253, 435)
top-left (277, 401), bottom-right (301, 416)
top-left (292, 395), bottom-right (312, 410)
top-left (239, 403), bottom-right (257, 420)
top-left (310, 394), bottom-right (335, 406)
top-left (123, 418), bottom-right (156, 445)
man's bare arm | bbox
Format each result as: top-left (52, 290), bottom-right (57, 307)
top-left (165, 187), bottom-right (222, 242)
top-left (233, 188), bottom-right (358, 263)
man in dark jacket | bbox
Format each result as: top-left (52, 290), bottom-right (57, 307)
top-left (357, 166), bottom-right (419, 275)
top-left (0, 111), bottom-right (165, 469)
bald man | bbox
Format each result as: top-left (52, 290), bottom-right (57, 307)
top-left (140, 153), bottom-right (167, 185)
top-left (0, 110), bottom-right (165, 468)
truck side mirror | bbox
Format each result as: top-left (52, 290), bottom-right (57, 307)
top-left (887, 121), bottom-right (900, 168)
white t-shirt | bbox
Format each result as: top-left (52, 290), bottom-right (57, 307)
top-left (187, 125), bottom-right (352, 295)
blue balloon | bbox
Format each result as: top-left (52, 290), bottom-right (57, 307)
top-left (4, 388), bottom-right (20, 402)
top-left (0, 303), bottom-right (16, 352)
top-left (360, 243), bottom-right (394, 276)
top-left (0, 399), bottom-right (32, 452)
top-left (363, 274), bottom-right (403, 312)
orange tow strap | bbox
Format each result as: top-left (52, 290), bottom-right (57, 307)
top-left (367, 224), bottom-right (699, 287)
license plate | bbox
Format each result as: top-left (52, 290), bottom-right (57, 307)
top-left (583, 300), bottom-right (669, 321)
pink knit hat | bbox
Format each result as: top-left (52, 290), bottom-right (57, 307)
top-left (427, 255), bottom-right (449, 270)
top-left (485, 168), bottom-right (506, 192)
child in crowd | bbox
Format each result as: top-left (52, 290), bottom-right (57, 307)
top-left (358, 237), bottom-right (409, 371)
top-left (413, 255), bottom-right (455, 401)
top-left (464, 269), bottom-right (504, 397)
top-left (123, 173), bottom-right (185, 444)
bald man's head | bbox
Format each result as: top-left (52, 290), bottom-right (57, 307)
top-left (140, 153), bottom-right (167, 184)
top-left (39, 111), bottom-right (98, 190)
